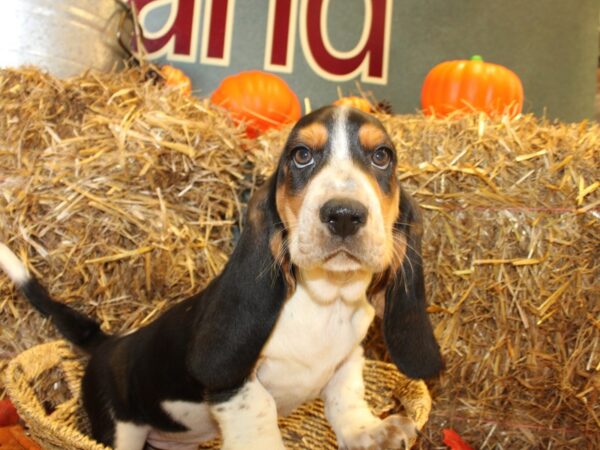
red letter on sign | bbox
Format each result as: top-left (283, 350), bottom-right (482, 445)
top-left (200, 0), bottom-right (236, 66)
top-left (300, 0), bottom-right (392, 84)
top-left (132, 0), bottom-right (200, 62)
top-left (265, 0), bottom-right (299, 72)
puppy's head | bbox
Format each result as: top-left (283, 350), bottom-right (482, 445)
top-left (274, 106), bottom-right (402, 275)
top-left (265, 105), bottom-right (443, 379)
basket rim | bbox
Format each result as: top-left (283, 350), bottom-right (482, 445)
top-left (4, 340), bottom-right (431, 450)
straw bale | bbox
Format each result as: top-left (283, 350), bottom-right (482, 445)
top-left (0, 67), bottom-right (598, 448)
top-left (0, 67), bottom-right (251, 359)
top-left (386, 114), bottom-right (599, 449)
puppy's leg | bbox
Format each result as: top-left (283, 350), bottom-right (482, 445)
top-left (114, 422), bottom-right (149, 450)
top-left (322, 346), bottom-right (417, 450)
top-left (210, 377), bottom-right (285, 450)
top-left (82, 363), bottom-right (149, 450)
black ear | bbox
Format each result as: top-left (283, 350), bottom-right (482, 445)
top-left (383, 189), bottom-right (443, 379)
top-left (186, 173), bottom-right (290, 395)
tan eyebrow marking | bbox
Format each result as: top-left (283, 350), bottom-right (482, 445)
top-left (358, 123), bottom-right (386, 150)
top-left (296, 122), bottom-right (328, 149)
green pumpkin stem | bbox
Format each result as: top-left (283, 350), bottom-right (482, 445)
top-left (470, 55), bottom-right (484, 62)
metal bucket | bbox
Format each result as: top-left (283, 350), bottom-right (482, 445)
top-left (0, 0), bottom-right (128, 77)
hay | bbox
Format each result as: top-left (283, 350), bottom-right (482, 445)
top-left (379, 114), bottom-right (599, 449)
top-left (0, 67), bottom-right (599, 448)
top-left (0, 67), bottom-right (253, 362)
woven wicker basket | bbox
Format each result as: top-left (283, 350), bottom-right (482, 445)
top-left (4, 341), bottom-right (431, 449)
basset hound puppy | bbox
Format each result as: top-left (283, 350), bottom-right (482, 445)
top-left (0, 105), bottom-right (443, 450)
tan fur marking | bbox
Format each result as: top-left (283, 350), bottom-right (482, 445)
top-left (297, 123), bottom-right (328, 149)
top-left (364, 175), bottom-right (399, 231)
top-left (270, 230), bottom-right (296, 296)
top-left (386, 187), bottom-right (404, 276)
top-left (276, 184), bottom-right (306, 231)
top-left (389, 230), bottom-right (407, 275)
top-left (247, 182), bottom-right (270, 231)
top-left (269, 230), bottom-right (285, 262)
top-left (275, 180), bottom-right (307, 296)
top-left (365, 180), bottom-right (403, 301)
top-left (358, 123), bottom-right (386, 150)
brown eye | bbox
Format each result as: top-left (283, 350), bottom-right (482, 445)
top-left (371, 147), bottom-right (392, 169)
top-left (292, 146), bottom-right (314, 168)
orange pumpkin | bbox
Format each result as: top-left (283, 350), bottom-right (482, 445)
top-left (333, 96), bottom-right (372, 113)
top-left (160, 65), bottom-right (192, 96)
top-left (421, 55), bottom-right (523, 118)
top-left (210, 71), bottom-right (301, 138)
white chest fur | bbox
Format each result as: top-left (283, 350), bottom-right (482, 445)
top-left (257, 268), bottom-right (375, 416)
top-left (151, 269), bottom-right (375, 448)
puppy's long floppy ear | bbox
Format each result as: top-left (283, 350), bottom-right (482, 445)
top-left (187, 172), bottom-right (292, 395)
top-left (382, 189), bottom-right (443, 379)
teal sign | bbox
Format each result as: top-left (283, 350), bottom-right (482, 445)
top-left (133, 0), bottom-right (599, 122)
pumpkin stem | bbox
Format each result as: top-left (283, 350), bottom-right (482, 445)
top-left (470, 55), bottom-right (484, 62)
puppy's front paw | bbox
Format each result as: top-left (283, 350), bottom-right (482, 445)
top-left (341, 414), bottom-right (417, 450)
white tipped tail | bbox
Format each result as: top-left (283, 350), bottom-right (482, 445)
top-left (0, 243), bottom-right (30, 285)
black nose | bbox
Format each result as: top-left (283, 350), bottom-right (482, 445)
top-left (319, 199), bottom-right (368, 238)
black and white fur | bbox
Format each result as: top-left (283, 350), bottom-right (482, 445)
top-left (0, 106), bottom-right (443, 450)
